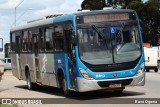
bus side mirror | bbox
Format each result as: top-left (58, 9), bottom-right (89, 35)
top-left (71, 36), bottom-right (78, 46)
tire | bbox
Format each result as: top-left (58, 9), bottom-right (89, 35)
top-left (154, 68), bottom-right (158, 72)
top-left (146, 68), bottom-right (149, 72)
top-left (26, 72), bottom-right (36, 90)
top-left (61, 77), bottom-right (72, 97)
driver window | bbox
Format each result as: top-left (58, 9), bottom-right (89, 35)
top-left (53, 25), bottom-right (64, 51)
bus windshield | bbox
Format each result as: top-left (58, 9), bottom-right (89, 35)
top-left (77, 24), bottom-right (141, 65)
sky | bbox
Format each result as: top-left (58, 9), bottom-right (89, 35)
top-left (0, 0), bottom-right (149, 48)
top-left (0, 0), bottom-right (83, 48)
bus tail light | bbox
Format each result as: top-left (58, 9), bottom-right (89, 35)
top-left (79, 68), bottom-right (93, 80)
top-left (136, 63), bottom-right (144, 75)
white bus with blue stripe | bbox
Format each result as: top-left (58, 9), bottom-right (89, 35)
top-left (10, 9), bottom-right (145, 97)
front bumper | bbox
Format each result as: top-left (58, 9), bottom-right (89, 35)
top-left (77, 72), bottom-right (145, 92)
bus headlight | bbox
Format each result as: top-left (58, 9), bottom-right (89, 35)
top-left (79, 68), bottom-right (93, 80)
top-left (136, 63), bottom-right (144, 75)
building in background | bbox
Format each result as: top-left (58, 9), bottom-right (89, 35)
top-left (4, 43), bottom-right (10, 58)
top-left (0, 38), bottom-right (4, 65)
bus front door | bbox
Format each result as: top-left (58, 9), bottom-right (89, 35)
top-left (65, 29), bottom-right (76, 90)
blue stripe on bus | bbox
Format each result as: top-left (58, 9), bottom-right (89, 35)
top-left (53, 14), bottom-right (74, 23)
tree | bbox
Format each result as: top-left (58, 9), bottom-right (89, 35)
top-left (106, 0), bottom-right (142, 9)
top-left (123, 0), bottom-right (160, 45)
top-left (81, 0), bottom-right (106, 10)
top-left (80, 0), bottom-right (160, 45)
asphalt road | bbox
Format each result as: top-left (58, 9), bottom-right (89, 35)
top-left (0, 69), bottom-right (160, 107)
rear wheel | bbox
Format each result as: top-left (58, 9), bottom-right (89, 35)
top-left (26, 72), bottom-right (36, 90)
top-left (154, 68), bottom-right (158, 72)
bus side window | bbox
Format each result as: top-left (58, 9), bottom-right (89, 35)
top-left (63, 23), bottom-right (73, 54)
top-left (39, 28), bottom-right (45, 52)
top-left (28, 30), bottom-right (33, 52)
top-left (53, 25), bottom-right (64, 52)
top-left (15, 31), bottom-right (21, 53)
top-left (54, 32), bottom-right (64, 51)
top-left (45, 27), bottom-right (54, 51)
top-left (32, 28), bottom-right (39, 53)
top-left (11, 33), bottom-right (16, 52)
top-left (65, 30), bottom-right (72, 54)
top-left (22, 31), bottom-right (28, 52)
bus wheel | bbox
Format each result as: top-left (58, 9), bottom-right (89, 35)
top-left (62, 77), bottom-right (72, 97)
top-left (26, 72), bottom-right (36, 90)
top-left (154, 68), bottom-right (158, 72)
top-left (146, 69), bottom-right (149, 72)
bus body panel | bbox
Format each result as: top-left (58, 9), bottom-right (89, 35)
top-left (10, 54), bottom-right (19, 79)
top-left (76, 54), bottom-right (145, 80)
top-left (38, 53), bottom-right (57, 87)
top-left (77, 72), bottom-right (145, 92)
top-left (19, 54), bottom-right (35, 81)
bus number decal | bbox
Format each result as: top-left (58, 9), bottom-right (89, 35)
top-left (96, 74), bottom-right (105, 78)
top-left (58, 59), bottom-right (62, 64)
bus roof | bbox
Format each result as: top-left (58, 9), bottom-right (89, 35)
top-left (10, 14), bottom-right (75, 32)
top-left (10, 9), bottom-right (135, 32)
top-left (75, 9), bottom-right (135, 16)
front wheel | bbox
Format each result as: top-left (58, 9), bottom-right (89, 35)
top-left (62, 77), bottom-right (72, 97)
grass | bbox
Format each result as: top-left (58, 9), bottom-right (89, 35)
top-left (0, 104), bottom-right (18, 107)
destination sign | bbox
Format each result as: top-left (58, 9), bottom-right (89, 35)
top-left (83, 13), bottom-right (129, 23)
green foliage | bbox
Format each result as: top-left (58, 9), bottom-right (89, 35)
top-left (81, 0), bottom-right (106, 10)
top-left (128, 0), bottom-right (160, 45)
top-left (105, 0), bottom-right (141, 8)
top-left (0, 104), bottom-right (18, 107)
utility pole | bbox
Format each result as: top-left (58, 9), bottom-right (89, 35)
top-left (15, 0), bottom-right (25, 26)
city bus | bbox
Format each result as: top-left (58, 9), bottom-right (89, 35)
top-left (10, 9), bottom-right (145, 97)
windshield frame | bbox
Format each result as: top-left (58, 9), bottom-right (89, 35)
top-left (76, 21), bottom-right (142, 66)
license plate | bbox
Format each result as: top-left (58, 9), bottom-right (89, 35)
top-left (109, 84), bottom-right (121, 88)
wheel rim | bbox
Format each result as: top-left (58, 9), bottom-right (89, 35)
top-left (27, 74), bottom-right (31, 89)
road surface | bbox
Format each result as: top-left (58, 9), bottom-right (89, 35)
top-left (0, 70), bottom-right (160, 107)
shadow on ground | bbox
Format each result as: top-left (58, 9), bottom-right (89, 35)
top-left (15, 85), bottom-right (145, 101)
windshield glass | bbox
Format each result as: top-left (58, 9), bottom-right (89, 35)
top-left (77, 24), bottom-right (141, 65)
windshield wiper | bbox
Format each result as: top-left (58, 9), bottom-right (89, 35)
top-left (115, 23), bottom-right (125, 52)
top-left (90, 25), bottom-right (106, 41)
top-left (115, 23), bottom-right (125, 39)
top-left (90, 24), bottom-right (109, 49)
